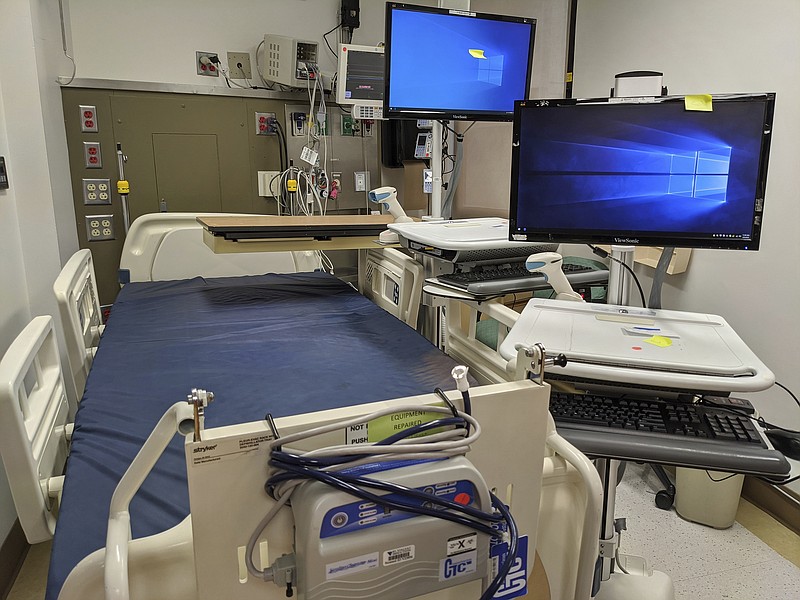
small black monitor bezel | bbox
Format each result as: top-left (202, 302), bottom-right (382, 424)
top-left (384, 2), bottom-right (536, 122)
top-left (508, 94), bottom-right (775, 250)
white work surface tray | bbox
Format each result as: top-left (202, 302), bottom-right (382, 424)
top-left (388, 217), bottom-right (541, 250)
top-left (499, 299), bottom-right (774, 392)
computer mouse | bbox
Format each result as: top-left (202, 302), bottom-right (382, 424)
top-left (764, 429), bottom-right (800, 461)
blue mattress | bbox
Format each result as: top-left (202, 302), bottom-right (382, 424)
top-left (49, 271), bottom-right (469, 599)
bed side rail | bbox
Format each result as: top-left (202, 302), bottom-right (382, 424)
top-left (362, 248), bottom-right (424, 327)
top-left (0, 316), bottom-right (71, 543)
top-left (443, 298), bottom-right (520, 384)
top-left (53, 249), bottom-right (104, 405)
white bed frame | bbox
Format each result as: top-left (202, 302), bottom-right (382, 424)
top-left (53, 249), bottom-right (104, 411)
top-left (0, 316), bottom-right (72, 543)
top-left (49, 215), bottom-right (602, 600)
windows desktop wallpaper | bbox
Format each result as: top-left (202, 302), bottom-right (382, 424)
top-left (388, 9), bottom-right (532, 113)
top-left (514, 101), bottom-right (767, 238)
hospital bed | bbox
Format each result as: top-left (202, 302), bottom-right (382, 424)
top-left (2, 213), bottom-right (601, 600)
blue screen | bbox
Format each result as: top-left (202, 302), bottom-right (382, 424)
top-left (512, 99), bottom-right (770, 246)
top-left (387, 7), bottom-right (533, 117)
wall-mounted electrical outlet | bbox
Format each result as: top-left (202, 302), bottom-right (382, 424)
top-left (196, 51), bottom-right (219, 77)
top-left (85, 215), bottom-right (115, 241)
top-left (227, 52), bottom-right (252, 79)
top-left (83, 141), bottom-right (102, 168)
top-left (82, 178), bottom-right (112, 205)
top-left (79, 105), bottom-right (98, 133)
top-left (255, 112), bottom-right (277, 136)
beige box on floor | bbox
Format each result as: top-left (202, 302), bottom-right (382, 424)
top-left (675, 467), bottom-right (745, 529)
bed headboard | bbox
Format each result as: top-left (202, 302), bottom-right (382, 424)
top-left (119, 213), bottom-right (319, 283)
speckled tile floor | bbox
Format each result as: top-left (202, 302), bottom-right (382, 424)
top-left (614, 463), bottom-right (800, 600)
top-left (8, 464), bottom-right (799, 600)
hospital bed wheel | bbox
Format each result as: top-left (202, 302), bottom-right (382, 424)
top-left (655, 488), bottom-right (675, 510)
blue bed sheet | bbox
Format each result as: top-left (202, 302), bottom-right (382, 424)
top-left (48, 271), bottom-right (469, 599)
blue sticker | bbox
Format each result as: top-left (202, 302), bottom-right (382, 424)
top-left (490, 535), bottom-right (528, 599)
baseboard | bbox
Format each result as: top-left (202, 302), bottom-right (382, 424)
top-left (0, 520), bottom-right (29, 600)
top-left (742, 476), bottom-right (800, 536)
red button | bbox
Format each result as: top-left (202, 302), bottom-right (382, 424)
top-left (454, 492), bottom-right (471, 506)
top-left (632, 346), bottom-right (642, 351)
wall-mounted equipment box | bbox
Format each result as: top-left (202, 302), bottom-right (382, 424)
top-left (262, 35), bottom-right (319, 87)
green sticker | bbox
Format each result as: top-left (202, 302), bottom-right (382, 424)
top-left (367, 406), bottom-right (444, 443)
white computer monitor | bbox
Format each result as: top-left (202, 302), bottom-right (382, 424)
top-left (336, 43), bottom-right (384, 119)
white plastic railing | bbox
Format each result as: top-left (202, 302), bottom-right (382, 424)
top-left (105, 402), bottom-right (194, 600)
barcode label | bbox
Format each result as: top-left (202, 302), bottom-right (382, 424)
top-left (383, 545), bottom-right (415, 566)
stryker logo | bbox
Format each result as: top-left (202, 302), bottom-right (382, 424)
top-left (192, 444), bottom-right (218, 454)
top-left (614, 237), bottom-right (640, 244)
top-left (439, 550), bottom-right (477, 581)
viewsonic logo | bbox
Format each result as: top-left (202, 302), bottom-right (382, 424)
top-left (614, 237), bottom-right (640, 244)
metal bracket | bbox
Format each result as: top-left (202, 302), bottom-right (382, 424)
top-left (598, 532), bottom-right (619, 559)
top-left (513, 342), bottom-right (568, 384)
top-left (187, 388), bottom-right (215, 441)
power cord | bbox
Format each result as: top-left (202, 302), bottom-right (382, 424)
top-left (588, 245), bottom-right (647, 308)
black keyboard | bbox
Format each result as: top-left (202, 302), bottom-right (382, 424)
top-left (548, 390), bottom-right (791, 477)
top-left (550, 391), bottom-right (763, 443)
top-left (436, 263), bottom-right (607, 296)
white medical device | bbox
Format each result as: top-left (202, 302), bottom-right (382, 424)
top-left (262, 35), bottom-right (319, 88)
top-left (336, 43), bottom-right (385, 120)
top-left (525, 252), bottom-right (583, 302)
top-left (368, 186), bottom-right (412, 244)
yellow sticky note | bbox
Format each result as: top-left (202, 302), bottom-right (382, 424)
top-left (644, 335), bottom-right (673, 348)
top-left (685, 94), bottom-right (713, 111)
top-left (468, 48), bottom-right (487, 59)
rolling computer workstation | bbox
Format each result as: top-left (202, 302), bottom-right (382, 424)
top-left (386, 88), bottom-right (790, 599)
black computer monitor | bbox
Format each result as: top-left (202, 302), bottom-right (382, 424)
top-left (384, 2), bottom-right (536, 122)
top-left (509, 94), bottom-right (775, 250)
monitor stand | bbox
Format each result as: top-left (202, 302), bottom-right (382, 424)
top-left (596, 246), bottom-right (675, 600)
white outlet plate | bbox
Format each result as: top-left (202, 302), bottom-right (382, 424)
top-left (258, 171), bottom-right (282, 197)
top-left (354, 171), bottom-right (369, 192)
